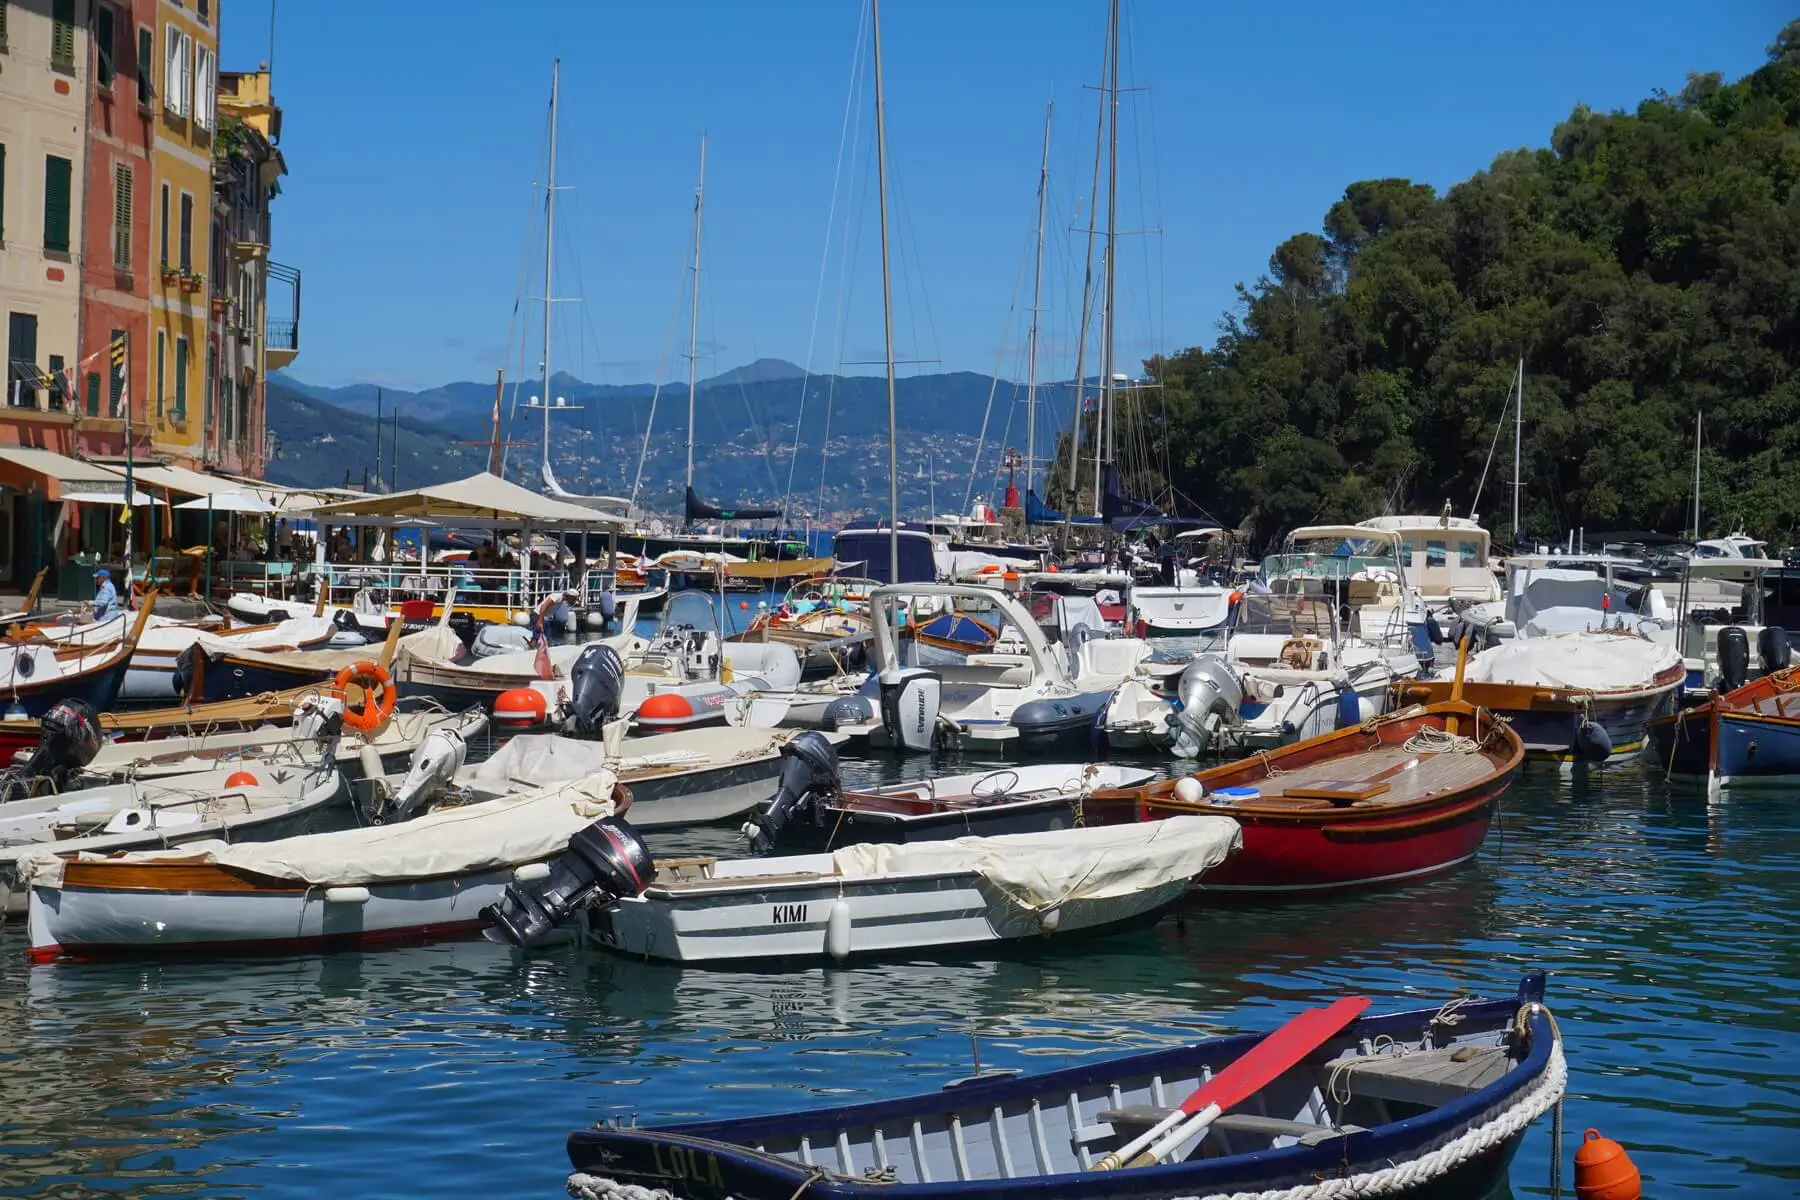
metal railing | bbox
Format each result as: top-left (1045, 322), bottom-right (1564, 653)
top-left (319, 561), bottom-right (569, 612)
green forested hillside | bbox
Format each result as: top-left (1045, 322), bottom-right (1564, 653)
top-left (1051, 23), bottom-right (1800, 550)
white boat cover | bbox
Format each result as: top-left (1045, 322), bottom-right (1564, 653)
top-left (463, 728), bottom-right (791, 791)
top-left (22, 772), bottom-right (620, 890)
top-left (214, 625), bottom-right (464, 672)
top-left (179, 617), bottom-right (337, 656)
top-left (1467, 632), bottom-right (1681, 692)
top-left (828, 813), bottom-right (1239, 914)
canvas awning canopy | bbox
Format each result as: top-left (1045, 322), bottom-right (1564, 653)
top-left (0, 446), bottom-right (140, 503)
top-left (123, 463), bottom-right (245, 497)
top-left (304, 471), bottom-right (624, 528)
top-left (174, 490), bottom-right (285, 515)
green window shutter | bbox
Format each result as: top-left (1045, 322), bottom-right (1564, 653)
top-left (95, 5), bottom-right (115, 86)
top-left (159, 182), bottom-right (169, 267)
top-left (178, 191), bottom-right (192, 272)
top-left (204, 344), bottom-right (216, 427)
top-left (0, 2), bottom-right (9, 53)
top-left (155, 331), bottom-right (165, 416)
top-left (86, 371), bottom-right (100, 416)
top-left (137, 26), bottom-right (154, 101)
top-left (174, 338), bottom-right (187, 417)
top-left (1, 142), bottom-right (7, 248)
top-left (50, 0), bottom-right (74, 68)
top-left (43, 155), bottom-right (72, 253)
top-left (108, 329), bottom-right (127, 416)
top-left (47, 354), bottom-right (66, 409)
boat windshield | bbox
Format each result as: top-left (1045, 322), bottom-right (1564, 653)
top-left (1234, 594), bottom-right (1340, 641)
top-left (1261, 535), bottom-right (1403, 585)
top-left (658, 590), bottom-right (722, 635)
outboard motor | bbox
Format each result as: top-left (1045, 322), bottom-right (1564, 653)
top-left (292, 695), bottom-right (346, 746)
top-left (741, 731), bottom-right (841, 853)
top-left (379, 721), bottom-right (473, 822)
top-left (329, 609), bottom-right (372, 648)
top-left (1718, 626), bottom-right (1750, 693)
top-left (879, 667), bottom-right (942, 752)
top-left (1758, 626), bottom-right (1791, 676)
top-left (0, 699), bottom-right (103, 802)
top-left (1171, 653), bottom-right (1243, 760)
top-left (564, 644), bottom-right (626, 737)
top-left (481, 816), bottom-right (653, 949)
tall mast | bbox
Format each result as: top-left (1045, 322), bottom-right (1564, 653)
top-left (1511, 355), bottom-right (1522, 546)
top-left (1063, 50), bottom-right (1108, 540)
top-left (540, 58), bottom-right (560, 476)
top-left (1692, 409), bottom-right (1703, 541)
top-left (1098, 0), bottom-right (1120, 515)
top-left (1025, 101), bottom-right (1052, 509)
top-left (685, 134), bottom-right (706, 501)
top-left (872, 0), bottom-right (900, 585)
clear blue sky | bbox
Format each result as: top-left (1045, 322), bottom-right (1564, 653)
top-left (225, 1), bottom-right (1783, 392)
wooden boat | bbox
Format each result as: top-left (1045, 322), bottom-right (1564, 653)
top-left (0, 686), bottom-right (337, 761)
top-left (0, 599), bottom-right (155, 719)
top-left (0, 762), bottom-right (346, 915)
top-left (571, 815), bottom-right (1239, 965)
top-left (1647, 664), bottom-right (1800, 792)
top-left (173, 612), bottom-right (418, 704)
top-left (23, 772), bottom-right (628, 962)
top-left (745, 745), bottom-right (1157, 853)
top-left (564, 972), bottom-right (1565, 1200)
top-left (27, 611), bottom-right (339, 701)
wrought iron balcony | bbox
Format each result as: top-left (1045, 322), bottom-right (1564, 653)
top-left (267, 261), bottom-right (301, 368)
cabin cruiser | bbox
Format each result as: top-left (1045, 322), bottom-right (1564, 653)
top-left (1125, 527), bottom-right (1240, 639)
top-left (1357, 512), bottom-right (1503, 612)
top-left (821, 584), bottom-right (1143, 755)
top-left (1258, 525), bottom-right (1436, 671)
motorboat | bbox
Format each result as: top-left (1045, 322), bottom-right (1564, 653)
top-left (1258, 525), bottom-right (1435, 669)
top-left (1358, 511), bottom-right (1503, 612)
top-left (22, 771), bottom-right (628, 961)
top-left (1124, 527), bottom-right (1239, 638)
top-left (1648, 661), bottom-right (1800, 793)
top-left (820, 584), bottom-right (1136, 755)
top-left (488, 813), bottom-right (1239, 962)
top-left (563, 973), bottom-right (1564, 1200)
top-left (740, 730), bottom-right (1156, 852)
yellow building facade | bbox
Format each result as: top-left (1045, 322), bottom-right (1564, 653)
top-left (147, 0), bottom-right (219, 467)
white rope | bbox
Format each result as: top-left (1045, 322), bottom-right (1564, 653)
top-left (1401, 726), bottom-right (1478, 755)
top-left (566, 1028), bottom-right (1567, 1200)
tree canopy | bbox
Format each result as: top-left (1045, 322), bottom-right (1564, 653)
top-left (1049, 22), bottom-right (1800, 551)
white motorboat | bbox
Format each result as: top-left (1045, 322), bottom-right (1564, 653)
top-left (565, 815), bottom-right (1239, 965)
top-left (1357, 512), bottom-right (1503, 612)
top-left (0, 761), bottom-right (346, 915)
top-left (1258, 524), bottom-right (1435, 668)
top-left (1125, 527), bottom-right (1239, 638)
top-left (22, 771), bottom-right (626, 962)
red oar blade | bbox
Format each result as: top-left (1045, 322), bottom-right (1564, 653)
top-left (1180, 995), bottom-right (1371, 1115)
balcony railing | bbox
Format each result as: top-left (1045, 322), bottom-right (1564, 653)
top-left (267, 260), bottom-right (300, 366)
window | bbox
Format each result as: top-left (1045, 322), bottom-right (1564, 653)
top-left (47, 353), bottom-right (66, 410)
top-left (174, 336), bottom-right (188, 418)
top-left (197, 0), bottom-right (209, 22)
top-left (50, 0), bottom-right (74, 69)
top-left (6, 312), bottom-right (38, 405)
top-left (0, 1), bottom-right (8, 54)
top-left (178, 191), bottom-right (192, 272)
top-left (95, 4), bottom-right (115, 86)
top-left (86, 371), bottom-right (100, 416)
top-left (1458, 541), bottom-right (1482, 568)
top-left (159, 181), bottom-right (169, 267)
top-left (193, 44), bottom-right (215, 131)
top-left (1424, 539), bottom-right (1447, 569)
top-left (108, 330), bottom-right (127, 417)
top-left (42, 155), bottom-right (72, 253)
top-left (136, 26), bottom-right (153, 102)
top-left (154, 329), bottom-right (165, 416)
top-left (204, 343), bottom-right (215, 428)
top-left (163, 25), bottom-right (190, 116)
top-left (112, 164), bottom-right (132, 268)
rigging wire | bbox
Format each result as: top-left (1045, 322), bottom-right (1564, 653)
top-left (499, 94), bottom-right (555, 480)
top-left (961, 205), bottom-right (1036, 515)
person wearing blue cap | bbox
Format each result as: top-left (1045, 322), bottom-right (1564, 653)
top-left (92, 568), bottom-right (120, 622)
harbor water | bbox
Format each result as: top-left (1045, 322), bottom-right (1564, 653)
top-left (2, 752), bottom-right (1797, 1197)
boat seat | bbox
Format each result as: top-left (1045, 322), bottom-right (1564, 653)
top-left (1086, 1105), bottom-right (1360, 1147)
top-left (1318, 1044), bottom-right (1511, 1108)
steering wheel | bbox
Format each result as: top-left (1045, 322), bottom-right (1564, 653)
top-left (971, 769), bottom-right (1020, 801)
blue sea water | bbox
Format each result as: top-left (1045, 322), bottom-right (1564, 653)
top-left (2, 755), bottom-right (1797, 1197)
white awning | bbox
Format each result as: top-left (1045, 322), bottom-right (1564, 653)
top-left (125, 463), bottom-right (245, 497)
top-left (306, 472), bottom-right (624, 528)
top-left (62, 488), bottom-right (154, 506)
top-left (0, 446), bottom-right (131, 497)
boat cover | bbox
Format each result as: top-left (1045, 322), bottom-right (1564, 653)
top-left (829, 813), bottom-right (1239, 913)
top-left (196, 625), bottom-right (464, 673)
top-left (1467, 632), bottom-right (1682, 692)
top-left (462, 728), bottom-right (786, 790)
top-left (22, 772), bottom-right (621, 890)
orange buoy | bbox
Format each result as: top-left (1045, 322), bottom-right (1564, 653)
top-left (225, 771), bottom-right (259, 788)
top-left (1574, 1128), bottom-right (1641, 1200)
top-left (331, 660), bottom-right (396, 735)
top-left (493, 687), bottom-right (548, 730)
top-left (740, 600), bottom-right (749, 609)
top-left (637, 692), bottom-right (695, 723)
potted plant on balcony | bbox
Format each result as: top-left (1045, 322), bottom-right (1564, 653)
top-left (160, 264), bottom-right (180, 286)
top-left (210, 294), bottom-right (233, 315)
top-left (178, 270), bottom-right (205, 295)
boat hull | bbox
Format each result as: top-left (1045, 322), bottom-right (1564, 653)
top-left (1397, 678), bottom-right (1678, 763)
top-left (1647, 703), bottom-right (1800, 785)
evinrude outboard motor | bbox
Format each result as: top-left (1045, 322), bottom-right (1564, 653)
top-left (1170, 653), bottom-right (1242, 760)
top-left (1718, 626), bottom-right (1750, 693)
top-left (741, 731), bottom-right (841, 853)
top-left (0, 699), bottom-right (103, 803)
top-left (481, 815), bottom-right (653, 949)
top-left (329, 609), bottom-right (373, 648)
top-left (292, 695), bottom-right (346, 746)
top-left (379, 721), bottom-right (473, 822)
top-left (1759, 626), bottom-right (1791, 676)
top-left (564, 643), bottom-right (626, 737)
top-left (879, 667), bottom-right (942, 752)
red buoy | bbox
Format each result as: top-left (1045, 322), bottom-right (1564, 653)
top-left (225, 771), bottom-right (259, 788)
top-left (637, 692), bottom-right (695, 725)
top-left (1574, 1128), bottom-right (1641, 1200)
top-left (493, 687), bottom-right (548, 730)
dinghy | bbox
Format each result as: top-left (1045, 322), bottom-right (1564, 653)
top-left (487, 814), bottom-right (1239, 963)
top-left (564, 973), bottom-right (1565, 1200)
top-left (1647, 662), bottom-right (1800, 793)
top-left (22, 772), bottom-right (628, 962)
top-left (0, 761), bottom-right (346, 915)
top-left (32, 611), bottom-right (339, 700)
top-left (742, 731), bottom-right (1155, 853)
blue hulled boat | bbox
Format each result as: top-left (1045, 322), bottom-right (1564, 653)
top-left (566, 974), bottom-right (1565, 1200)
top-left (1648, 664), bottom-right (1800, 789)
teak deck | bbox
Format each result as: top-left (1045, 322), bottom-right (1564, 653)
top-left (1212, 745), bottom-right (1503, 810)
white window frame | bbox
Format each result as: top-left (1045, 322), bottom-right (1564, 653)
top-left (193, 44), bottom-right (215, 131)
top-left (162, 25), bottom-right (187, 116)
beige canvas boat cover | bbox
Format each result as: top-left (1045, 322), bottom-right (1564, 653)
top-left (23, 772), bottom-right (619, 889)
top-left (198, 624), bottom-right (463, 673)
top-left (1467, 632), bottom-right (1681, 692)
top-left (829, 813), bottom-right (1239, 913)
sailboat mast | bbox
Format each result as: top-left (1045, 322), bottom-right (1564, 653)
top-left (1511, 355), bottom-right (1522, 546)
top-left (685, 135), bottom-right (706, 502)
top-left (1099, 0), bottom-right (1120, 501)
top-left (541, 59), bottom-right (560, 476)
top-left (1025, 101), bottom-right (1052, 509)
top-left (1692, 409), bottom-right (1703, 541)
top-left (1063, 57), bottom-right (1107, 539)
top-left (871, 0), bottom-right (900, 584)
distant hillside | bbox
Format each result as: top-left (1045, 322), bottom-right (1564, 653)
top-left (264, 376), bottom-right (483, 491)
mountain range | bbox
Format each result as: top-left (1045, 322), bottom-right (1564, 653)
top-left (265, 359), bottom-right (1084, 521)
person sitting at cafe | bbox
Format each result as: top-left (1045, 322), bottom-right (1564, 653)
top-left (329, 529), bottom-right (355, 562)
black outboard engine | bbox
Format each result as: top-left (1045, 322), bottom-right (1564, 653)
top-left (741, 731), bottom-right (842, 853)
top-left (0, 699), bottom-right (103, 802)
top-left (1758, 626), bottom-right (1791, 676)
top-left (1718, 626), bottom-right (1750, 693)
top-left (564, 643), bottom-right (626, 737)
top-left (480, 816), bottom-right (654, 949)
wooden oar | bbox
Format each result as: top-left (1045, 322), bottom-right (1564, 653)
top-left (1092, 995), bottom-right (1370, 1171)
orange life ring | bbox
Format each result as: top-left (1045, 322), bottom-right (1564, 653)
top-left (332, 660), bottom-right (396, 735)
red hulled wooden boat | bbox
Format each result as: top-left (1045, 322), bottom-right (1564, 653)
top-left (1085, 666), bottom-right (1523, 895)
